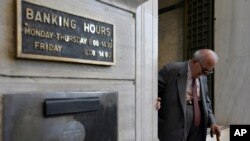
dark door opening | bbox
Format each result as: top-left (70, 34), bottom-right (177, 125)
top-left (158, 0), bottom-right (215, 110)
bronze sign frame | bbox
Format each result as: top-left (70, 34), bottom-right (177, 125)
top-left (17, 0), bottom-right (115, 65)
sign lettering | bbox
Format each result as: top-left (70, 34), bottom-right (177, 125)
top-left (17, 1), bottom-right (115, 65)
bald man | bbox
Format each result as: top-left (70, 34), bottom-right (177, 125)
top-left (157, 49), bottom-right (221, 141)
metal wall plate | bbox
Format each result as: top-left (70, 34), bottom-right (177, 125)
top-left (3, 92), bottom-right (117, 141)
top-left (17, 1), bottom-right (115, 65)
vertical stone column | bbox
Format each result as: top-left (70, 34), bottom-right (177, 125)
top-left (136, 0), bottom-right (158, 141)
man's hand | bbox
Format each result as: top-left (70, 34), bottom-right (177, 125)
top-left (210, 124), bottom-right (221, 141)
top-left (155, 97), bottom-right (161, 110)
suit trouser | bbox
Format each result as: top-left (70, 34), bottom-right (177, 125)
top-left (185, 104), bottom-right (203, 141)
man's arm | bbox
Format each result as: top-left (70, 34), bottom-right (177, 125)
top-left (203, 77), bottom-right (221, 139)
top-left (158, 65), bottom-right (168, 98)
top-left (156, 65), bottom-right (169, 110)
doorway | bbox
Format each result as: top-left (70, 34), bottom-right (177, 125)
top-left (158, 0), bottom-right (215, 109)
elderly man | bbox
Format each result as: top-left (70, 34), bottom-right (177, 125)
top-left (157, 49), bottom-right (221, 141)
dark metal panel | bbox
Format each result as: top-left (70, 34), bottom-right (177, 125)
top-left (184, 0), bottom-right (215, 58)
top-left (18, 1), bottom-right (115, 65)
top-left (3, 92), bottom-right (117, 141)
top-left (183, 0), bottom-right (215, 109)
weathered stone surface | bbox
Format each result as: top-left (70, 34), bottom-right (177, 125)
top-left (214, 0), bottom-right (250, 125)
top-left (1, 0), bottom-right (135, 80)
top-left (0, 0), bottom-right (158, 141)
top-left (99, 0), bottom-right (148, 12)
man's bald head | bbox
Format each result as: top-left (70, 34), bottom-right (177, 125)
top-left (192, 49), bottom-right (219, 67)
top-left (190, 49), bottom-right (219, 78)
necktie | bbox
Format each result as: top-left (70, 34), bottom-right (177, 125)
top-left (192, 78), bottom-right (201, 127)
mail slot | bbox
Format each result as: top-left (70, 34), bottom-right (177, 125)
top-left (44, 97), bottom-right (100, 117)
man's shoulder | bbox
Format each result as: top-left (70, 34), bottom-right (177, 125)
top-left (159, 61), bottom-right (187, 75)
top-left (164, 61), bottom-right (187, 70)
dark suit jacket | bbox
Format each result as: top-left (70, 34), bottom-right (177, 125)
top-left (158, 61), bottom-right (216, 141)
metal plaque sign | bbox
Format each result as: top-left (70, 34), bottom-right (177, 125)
top-left (17, 1), bottom-right (115, 65)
